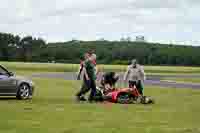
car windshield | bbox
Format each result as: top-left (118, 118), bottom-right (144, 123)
top-left (0, 66), bottom-right (8, 75)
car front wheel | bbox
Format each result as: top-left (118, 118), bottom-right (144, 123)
top-left (16, 84), bottom-right (31, 100)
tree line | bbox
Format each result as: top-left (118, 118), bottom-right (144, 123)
top-left (1, 32), bottom-right (200, 66)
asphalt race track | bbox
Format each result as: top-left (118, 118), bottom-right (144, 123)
top-left (31, 72), bottom-right (200, 89)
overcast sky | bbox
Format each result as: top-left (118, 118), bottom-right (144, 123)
top-left (0, 0), bottom-right (200, 45)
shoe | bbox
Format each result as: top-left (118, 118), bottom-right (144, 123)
top-left (76, 95), bottom-right (87, 101)
top-left (79, 96), bottom-right (87, 101)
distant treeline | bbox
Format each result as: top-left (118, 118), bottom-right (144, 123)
top-left (1, 32), bottom-right (200, 66)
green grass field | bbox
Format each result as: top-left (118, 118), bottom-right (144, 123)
top-left (0, 62), bottom-right (200, 133)
top-left (0, 78), bottom-right (200, 133)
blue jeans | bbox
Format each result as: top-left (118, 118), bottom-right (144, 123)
top-left (88, 79), bottom-right (97, 101)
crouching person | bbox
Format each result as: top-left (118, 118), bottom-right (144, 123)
top-left (100, 72), bottom-right (119, 94)
top-left (96, 72), bottom-right (119, 101)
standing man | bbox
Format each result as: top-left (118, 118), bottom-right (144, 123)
top-left (76, 53), bottom-right (90, 101)
top-left (123, 59), bottom-right (146, 95)
top-left (85, 53), bottom-right (97, 101)
top-left (76, 52), bottom-right (97, 101)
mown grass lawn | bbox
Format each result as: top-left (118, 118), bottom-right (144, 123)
top-left (0, 77), bottom-right (200, 133)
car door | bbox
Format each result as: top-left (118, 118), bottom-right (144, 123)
top-left (0, 66), bottom-right (16, 95)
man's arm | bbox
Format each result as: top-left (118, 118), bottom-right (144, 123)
top-left (77, 64), bottom-right (83, 80)
top-left (123, 66), bottom-right (130, 81)
top-left (95, 66), bottom-right (99, 75)
top-left (82, 67), bottom-right (90, 80)
top-left (139, 65), bottom-right (146, 81)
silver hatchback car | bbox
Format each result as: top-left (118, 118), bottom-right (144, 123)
top-left (0, 65), bottom-right (35, 99)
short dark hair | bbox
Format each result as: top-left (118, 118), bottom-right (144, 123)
top-left (102, 72), bottom-right (119, 86)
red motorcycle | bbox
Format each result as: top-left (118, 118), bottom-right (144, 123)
top-left (94, 72), bottom-right (154, 104)
top-left (96, 86), bottom-right (154, 104)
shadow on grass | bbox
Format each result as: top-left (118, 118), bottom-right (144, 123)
top-left (0, 97), bottom-right (17, 101)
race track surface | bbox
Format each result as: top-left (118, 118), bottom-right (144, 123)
top-left (31, 72), bottom-right (200, 89)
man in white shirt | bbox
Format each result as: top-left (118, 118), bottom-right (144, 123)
top-left (124, 59), bottom-right (146, 95)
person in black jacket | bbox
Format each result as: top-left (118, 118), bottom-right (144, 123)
top-left (100, 72), bottom-right (119, 94)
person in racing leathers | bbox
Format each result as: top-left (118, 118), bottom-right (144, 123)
top-left (123, 59), bottom-right (146, 95)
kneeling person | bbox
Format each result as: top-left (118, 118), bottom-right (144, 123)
top-left (100, 72), bottom-right (119, 94)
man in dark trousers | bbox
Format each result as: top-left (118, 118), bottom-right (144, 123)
top-left (124, 59), bottom-right (146, 95)
top-left (76, 52), bottom-right (97, 101)
top-left (85, 54), bottom-right (97, 101)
